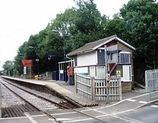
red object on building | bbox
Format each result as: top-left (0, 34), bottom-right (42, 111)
top-left (22, 60), bottom-right (33, 67)
top-left (109, 63), bottom-right (115, 71)
top-left (67, 66), bottom-right (74, 76)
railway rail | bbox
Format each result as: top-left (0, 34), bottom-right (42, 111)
top-left (1, 77), bottom-right (107, 123)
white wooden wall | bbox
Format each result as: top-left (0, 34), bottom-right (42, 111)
top-left (77, 51), bottom-right (97, 66)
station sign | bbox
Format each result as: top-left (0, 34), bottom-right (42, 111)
top-left (22, 60), bottom-right (33, 67)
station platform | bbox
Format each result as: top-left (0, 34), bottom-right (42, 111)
top-left (39, 79), bottom-right (98, 107)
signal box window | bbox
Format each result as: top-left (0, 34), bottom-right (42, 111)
top-left (119, 51), bottom-right (131, 64)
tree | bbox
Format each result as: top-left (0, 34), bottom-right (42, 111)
top-left (3, 60), bottom-right (14, 76)
top-left (73, 0), bottom-right (107, 48)
top-left (120, 0), bottom-right (158, 70)
top-left (14, 41), bottom-right (28, 75)
top-left (13, 0), bottom-right (109, 75)
top-left (118, 0), bottom-right (158, 84)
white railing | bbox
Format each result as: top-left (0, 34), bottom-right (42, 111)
top-left (75, 74), bottom-right (122, 102)
top-left (145, 69), bottom-right (158, 93)
top-left (145, 69), bottom-right (158, 100)
top-left (75, 74), bottom-right (92, 99)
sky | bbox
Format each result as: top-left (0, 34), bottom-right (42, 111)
top-left (0, 0), bottom-right (129, 70)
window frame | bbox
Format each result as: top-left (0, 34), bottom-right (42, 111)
top-left (119, 51), bottom-right (131, 65)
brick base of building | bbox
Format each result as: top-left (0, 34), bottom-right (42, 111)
top-left (122, 82), bottom-right (132, 92)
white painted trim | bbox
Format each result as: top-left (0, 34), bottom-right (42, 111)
top-left (93, 37), bottom-right (116, 50)
top-left (116, 37), bottom-right (136, 50)
top-left (93, 36), bottom-right (135, 51)
top-left (119, 51), bottom-right (131, 54)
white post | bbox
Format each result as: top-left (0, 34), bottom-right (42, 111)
top-left (23, 67), bottom-right (27, 79)
top-left (104, 45), bottom-right (107, 76)
top-left (91, 77), bottom-right (95, 101)
top-left (75, 74), bottom-right (77, 93)
top-left (0, 83), bottom-right (1, 117)
top-left (59, 63), bottom-right (60, 80)
top-left (116, 70), bottom-right (122, 101)
top-left (145, 70), bottom-right (148, 93)
top-left (105, 45), bottom-right (110, 103)
top-left (30, 66), bottom-right (32, 79)
top-left (119, 76), bottom-right (122, 101)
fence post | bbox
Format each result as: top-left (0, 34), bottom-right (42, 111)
top-left (91, 77), bottom-right (95, 101)
top-left (116, 70), bottom-right (122, 101)
top-left (145, 70), bottom-right (148, 93)
top-left (75, 74), bottom-right (78, 93)
top-left (0, 83), bottom-right (1, 117)
top-left (119, 76), bottom-right (122, 101)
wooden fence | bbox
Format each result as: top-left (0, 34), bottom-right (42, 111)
top-left (75, 74), bottom-right (122, 102)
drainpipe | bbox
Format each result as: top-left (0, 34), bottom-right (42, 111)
top-left (66, 55), bottom-right (72, 60)
top-left (66, 55), bottom-right (73, 67)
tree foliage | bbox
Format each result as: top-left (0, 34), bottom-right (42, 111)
top-left (120, 0), bottom-right (158, 70)
top-left (2, 60), bottom-right (14, 75)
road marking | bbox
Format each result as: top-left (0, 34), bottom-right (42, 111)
top-left (139, 101), bottom-right (148, 104)
top-left (24, 113), bottom-right (38, 123)
top-left (113, 115), bottom-right (146, 123)
top-left (49, 118), bottom-right (71, 121)
top-left (126, 99), bottom-right (136, 102)
top-left (91, 108), bottom-right (108, 115)
top-left (64, 118), bottom-right (92, 123)
top-left (50, 111), bottom-right (76, 116)
top-left (151, 105), bottom-right (158, 108)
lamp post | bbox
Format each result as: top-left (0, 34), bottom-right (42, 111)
top-left (19, 52), bottom-right (25, 77)
top-left (29, 46), bottom-right (39, 76)
top-left (52, 29), bottom-right (66, 82)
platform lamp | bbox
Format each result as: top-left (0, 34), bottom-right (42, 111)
top-left (52, 29), bottom-right (66, 82)
top-left (29, 46), bottom-right (39, 76)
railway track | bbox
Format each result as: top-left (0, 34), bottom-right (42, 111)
top-left (1, 80), bottom-right (66, 122)
top-left (2, 79), bottom-right (76, 109)
top-left (1, 78), bottom-right (107, 123)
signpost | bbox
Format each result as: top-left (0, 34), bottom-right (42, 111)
top-left (22, 60), bottom-right (33, 79)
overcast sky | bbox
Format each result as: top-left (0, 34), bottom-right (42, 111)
top-left (0, 0), bottom-right (129, 70)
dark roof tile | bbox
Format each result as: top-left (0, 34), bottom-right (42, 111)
top-left (67, 35), bottom-right (134, 56)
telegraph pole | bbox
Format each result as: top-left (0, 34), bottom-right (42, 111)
top-left (104, 45), bottom-right (108, 75)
